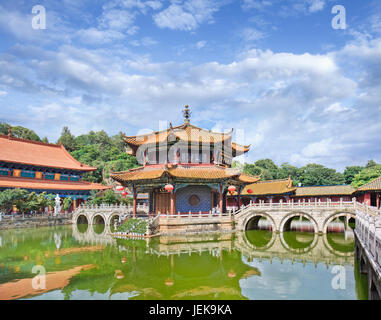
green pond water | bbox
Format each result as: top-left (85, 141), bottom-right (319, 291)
top-left (0, 224), bottom-right (368, 300)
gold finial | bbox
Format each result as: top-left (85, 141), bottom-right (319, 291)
top-left (183, 105), bottom-right (191, 123)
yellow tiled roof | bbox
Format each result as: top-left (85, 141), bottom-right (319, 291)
top-left (295, 185), bottom-right (356, 196)
top-left (234, 178), bottom-right (295, 195)
top-left (123, 123), bottom-right (233, 146)
top-left (358, 176), bottom-right (381, 191)
top-left (111, 164), bottom-right (260, 184)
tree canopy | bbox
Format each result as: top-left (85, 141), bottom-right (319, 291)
top-left (58, 128), bottom-right (139, 183)
top-left (0, 122), bottom-right (41, 141)
top-left (351, 162), bottom-right (381, 188)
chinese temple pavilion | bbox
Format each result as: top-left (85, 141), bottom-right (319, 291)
top-left (0, 130), bottom-right (110, 209)
top-left (111, 106), bottom-right (260, 217)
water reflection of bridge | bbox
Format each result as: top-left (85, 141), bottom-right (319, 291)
top-left (71, 224), bottom-right (354, 266)
top-left (72, 223), bottom-right (117, 247)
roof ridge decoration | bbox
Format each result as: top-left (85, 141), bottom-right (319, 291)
top-left (183, 105), bottom-right (191, 123)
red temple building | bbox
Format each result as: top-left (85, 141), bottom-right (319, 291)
top-left (227, 178), bottom-right (296, 208)
top-left (0, 132), bottom-right (110, 211)
top-left (111, 106), bottom-right (260, 217)
top-left (228, 177), bottom-right (381, 210)
top-left (355, 176), bottom-right (381, 208)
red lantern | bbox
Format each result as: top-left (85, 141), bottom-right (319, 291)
top-left (121, 191), bottom-right (127, 197)
top-left (247, 189), bottom-right (253, 194)
top-left (228, 185), bottom-right (236, 195)
top-left (165, 184), bottom-right (174, 193)
top-left (116, 186), bottom-right (124, 191)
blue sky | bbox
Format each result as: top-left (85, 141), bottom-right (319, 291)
top-left (0, 0), bottom-right (380, 171)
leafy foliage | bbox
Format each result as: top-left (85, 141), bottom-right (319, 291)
top-left (0, 189), bottom-right (55, 214)
top-left (59, 129), bottom-right (139, 183)
top-left (86, 189), bottom-right (133, 206)
top-left (0, 122), bottom-right (41, 141)
top-left (116, 218), bottom-right (146, 235)
top-left (298, 164), bottom-right (345, 186)
top-left (351, 163), bottom-right (381, 187)
top-left (344, 166), bottom-right (364, 184)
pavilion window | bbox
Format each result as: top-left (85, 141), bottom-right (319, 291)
top-left (20, 170), bottom-right (35, 178)
top-left (60, 174), bottom-right (69, 181)
top-left (44, 173), bottom-right (55, 180)
top-left (0, 167), bottom-right (10, 176)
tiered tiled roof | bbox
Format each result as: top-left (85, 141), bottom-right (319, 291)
top-left (0, 134), bottom-right (96, 171)
top-left (111, 164), bottom-right (260, 184)
top-left (123, 122), bottom-right (250, 157)
top-left (233, 178), bottom-right (295, 196)
top-left (294, 185), bottom-right (356, 196)
top-left (0, 176), bottom-right (110, 191)
top-left (357, 176), bottom-right (381, 191)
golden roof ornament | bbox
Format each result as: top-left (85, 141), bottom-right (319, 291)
top-left (183, 105), bottom-right (191, 124)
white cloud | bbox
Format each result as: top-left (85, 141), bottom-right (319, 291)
top-left (0, 90), bottom-right (7, 96)
top-left (323, 102), bottom-right (350, 114)
top-left (242, 27), bottom-right (266, 41)
top-left (153, 4), bottom-right (198, 31)
top-left (75, 28), bottom-right (126, 44)
top-left (308, 0), bottom-right (325, 13)
top-left (153, 0), bottom-right (222, 31)
top-left (195, 40), bottom-right (206, 49)
top-left (99, 9), bottom-right (136, 32)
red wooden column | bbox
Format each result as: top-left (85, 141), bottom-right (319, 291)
top-left (219, 184), bottom-right (223, 214)
top-left (133, 186), bottom-right (137, 218)
top-left (364, 192), bottom-right (371, 206)
top-left (377, 192), bottom-right (380, 209)
top-left (170, 185), bottom-right (175, 215)
top-left (237, 186), bottom-right (241, 209)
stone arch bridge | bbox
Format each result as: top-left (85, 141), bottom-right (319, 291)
top-left (72, 203), bottom-right (149, 227)
top-left (234, 198), bottom-right (359, 234)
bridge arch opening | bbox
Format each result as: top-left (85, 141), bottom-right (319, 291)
top-left (323, 213), bottom-right (356, 234)
top-left (348, 217), bottom-right (356, 230)
top-left (77, 214), bottom-right (88, 225)
top-left (110, 214), bottom-right (121, 232)
top-left (245, 215), bottom-right (274, 231)
top-left (281, 213), bottom-right (317, 233)
top-left (92, 214), bottom-right (106, 235)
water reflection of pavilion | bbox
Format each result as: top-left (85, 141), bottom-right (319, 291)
top-left (0, 224), bottom-right (357, 300)
top-left (71, 223), bottom-right (354, 267)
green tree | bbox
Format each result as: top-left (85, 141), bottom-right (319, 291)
top-left (243, 164), bottom-right (262, 176)
top-left (351, 166), bottom-right (381, 188)
top-left (102, 189), bottom-right (120, 205)
top-left (344, 166), bottom-right (364, 184)
top-left (365, 160), bottom-right (379, 168)
top-left (278, 162), bottom-right (301, 184)
top-left (0, 122), bottom-right (41, 141)
top-left (0, 189), bottom-right (28, 214)
top-left (299, 164), bottom-right (345, 186)
top-left (63, 197), bottom-right (73, 212)
top-left (58, 126), bottom-right (77, 152)
top-left (254, 159), bottom-right (279, 180)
